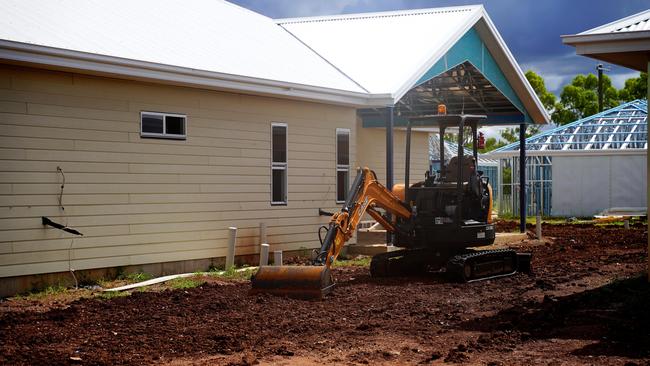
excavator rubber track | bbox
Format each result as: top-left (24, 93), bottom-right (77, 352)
top-left (445, 248), bottom-right (531, 282)
top-left (370, 249), bottom-right (433, 277)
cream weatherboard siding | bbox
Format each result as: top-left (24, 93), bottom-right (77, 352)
top-left (356, 118), bottom-right (431, 188)
top-left (0, 64), bottom-right (358, 278)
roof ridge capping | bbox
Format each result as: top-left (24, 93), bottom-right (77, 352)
top-left (578, 8), bottom-right (650, 35)
top-left (275, 5), bottom-right (483, 24)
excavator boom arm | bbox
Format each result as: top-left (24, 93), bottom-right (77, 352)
top-left (250, 167), bottom-right (411, 299)
top-left (315, 168), bottom-right (411, 267)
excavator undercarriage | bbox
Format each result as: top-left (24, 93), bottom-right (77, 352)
top-left (251, 114), bottom-right (532, 299)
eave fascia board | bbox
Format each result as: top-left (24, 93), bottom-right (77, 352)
top-left (476, 12), bottom-right (550, 124)
top-left (391, 5), bottom-right (484, 103)
top-left (0, 39), bottom-right (391, 107)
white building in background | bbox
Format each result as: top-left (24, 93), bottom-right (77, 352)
top-left (492, 100), bottom-right (647, 217)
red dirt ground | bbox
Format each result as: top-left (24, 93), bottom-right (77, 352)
top-left (0, 223), bottom-right (648, 366)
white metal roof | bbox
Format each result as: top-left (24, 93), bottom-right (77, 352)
top-left (277, 6), bottom-right (482, 96)
top-left (579, 9), bottom-right (650, 34)
top-left (0, 0), bottom-right (365, 94)
top-left (0, 0), bottom-right (547, 117)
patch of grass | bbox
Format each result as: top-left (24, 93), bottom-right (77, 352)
top-left (97, 291), bottom-right (131, 299)
top-left (96, 278), bottom-right (112, 288)
top-left (208, 265), bottom-right (256, 280)
top-left (124, 272), bottom-right (153, 283)
top-left (332, 256), bottom-right (371, 268)
top-left (26, 284), bottom-right (68, 299)
top-left (168, 277), bottom-right (204, 289)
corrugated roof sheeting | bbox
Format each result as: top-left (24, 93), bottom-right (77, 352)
top-left (0, 0), bottom-right (365, 93)
top-left (277, 6), bottom-right (482, 95)
top-left (579, 9), bottom-right (650, 34)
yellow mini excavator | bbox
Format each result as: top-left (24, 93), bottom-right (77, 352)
top-left (251, 114), bottom-right (531, 299)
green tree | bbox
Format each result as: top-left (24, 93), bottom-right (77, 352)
top-left (619, 72), bottom-right (647, 101)
top-left (499, 125), bottom-right (540, 144)
top-left (551, 73), bottom-right (619, 124)
top-left (478, 136), bottom-right (506, 154)
top-left (525, 70), bottom-right (556, 111)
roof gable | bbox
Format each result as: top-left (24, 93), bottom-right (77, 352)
top-left (278, 6), bottom-right (548, 123)
top-left (414, 27), bottom-right (530, 123)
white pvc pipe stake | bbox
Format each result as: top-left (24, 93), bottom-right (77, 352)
top-left (624, 220), bottom-right (630, 230)
top-left (536, 214), bottom-right (542, 239)
top-left (273, 250), bottom-right (283, 266)
top-left (259, 243), bottom-right (270, 266)
top-left (226, 227), bottom-right (237, 269)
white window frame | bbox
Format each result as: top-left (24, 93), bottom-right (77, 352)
top-left (271, 122), bottom-right (288, 205)
top-left (336, 128), bottom-right (351, 204)
top-left (140, 111), bottom-right (187, 139)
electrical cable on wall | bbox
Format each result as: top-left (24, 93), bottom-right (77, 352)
top-left (57, 166), bottom-right (65, 211)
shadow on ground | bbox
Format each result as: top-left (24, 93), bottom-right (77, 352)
top-left (458, 274), bottom-right (650, 359)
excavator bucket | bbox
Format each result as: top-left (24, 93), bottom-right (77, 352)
top-left (250, 265), bottom-right (334, 300)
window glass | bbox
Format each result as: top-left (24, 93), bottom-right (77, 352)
top-left (336, 132), bottom-right (349, 165)
top-left (337, 170), bottom-right (349, 202)
top-left (165, 116), bottom-right (185, 135)
top-left (272, 169), bottom-right (286, 203)
top-left (272, 125), bottom-right (287, 163)
top-left (142, 114), bottom-right (164, 134)
top-left (336, 129), bottom-right (350, 202)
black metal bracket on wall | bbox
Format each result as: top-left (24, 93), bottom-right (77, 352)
top-left (42, 216), bottom-right (83, 236)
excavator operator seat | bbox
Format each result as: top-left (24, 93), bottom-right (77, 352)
top-left (444, 155), bottom-right (476, 183)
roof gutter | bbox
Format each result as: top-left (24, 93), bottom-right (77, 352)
top-left (562, 30), bottom-right (650, 44)
top-left (0, 39), bottom-right (394, 108)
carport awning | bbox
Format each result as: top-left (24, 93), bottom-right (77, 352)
top-left (358, 27), bottom-right (534, 127)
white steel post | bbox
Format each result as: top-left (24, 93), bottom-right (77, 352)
top-left (226, 227), bottom-right (237, 270)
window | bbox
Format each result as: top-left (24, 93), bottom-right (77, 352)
top-left (271, 123), bottom-right (288, 205)
top-left (140, 111), bottom-right (186, 139)
top-left (336, 128), bottom-right (350, 203)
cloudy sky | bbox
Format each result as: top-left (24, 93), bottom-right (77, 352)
top-left (231, 0), bottom-right (648, 96)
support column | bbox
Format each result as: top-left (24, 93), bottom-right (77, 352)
top-left (386, 106), bottom-right (394, 245)
top-left (386, 106), bottom-right (394, 191)
top-left (647, 60), bottom-right (649, 282)
top-left (519, 124), bottom-right (527, 233)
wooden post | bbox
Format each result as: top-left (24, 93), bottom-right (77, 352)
top-left (226, 227), bottom-right (237, 270)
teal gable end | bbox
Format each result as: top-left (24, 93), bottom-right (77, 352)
top-left (415, 27), bottom-right (532, 124)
